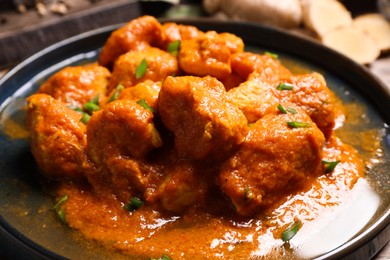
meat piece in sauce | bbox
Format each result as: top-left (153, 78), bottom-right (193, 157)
top-left (227, 78), bottom-right (280, 123)
top-left (271, 73), bottom-right (335, 138)
top-left (155, 160), bottom-right (209, 213)
top-left (218, 107), bottom-right (325, 216)
top-left (159, 76), bottom-right (248, 161)
top-left (86, 99), bottom-right (162, 201)
top-left (231, 52), bottom-right (292, 82)
top-left (26, 94), bottom-right (91, 180)
top-left (178, 31), bottom-right (244, 80)
top-left (108, 47), bottom-right (178, 93)
top-left (37, 63), bottom-right (110, 108)
top-left (117, 80), bottom-right (161, 113)
top-left (161, 22), bottom-right (204, 49)
top-left (98, 15), bottom-right (165, 68)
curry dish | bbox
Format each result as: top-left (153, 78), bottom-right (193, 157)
top-left (25, 16), bottom-right (367, 259)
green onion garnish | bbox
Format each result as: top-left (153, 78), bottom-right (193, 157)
top-left (90, 94), bottom-right (100, 105)
top-left (322, 160), bottom-right (341, 173)
top-left (135, 58), bottom-right (148, 79)
top-left (286, 107), bottom-right (297, 114)
top-left (53, 195), bottom-right (68, 224)
top-left (287, 121), bottom-right (310, 128)
top-left (265, 51), bottom-right (278, 59)
top-left (108, 84), bottom-right (125, 103)
top-left (84, 102), bottom-right (100, 114)
top-left (124, 197), bottom-right (143, 212)
top-left (137, 98), bottom-right (154, 113)
top-left (277, 104), bottom-right (298, 114)
top-left (80, 113), bottom-right (90, 125)
top-left (281, 220), bottom-right (301, 242)
top-left (150, 254), bottom-right (172, 260)
top-left (277, 104), bottom-right (288, 114)
top-left (276, 83), bottom-right (294, 90)
top-left (167, 40), bottom-right (181, 56)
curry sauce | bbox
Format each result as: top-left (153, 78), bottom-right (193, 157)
top-left (16, 15), bottom-right (383, 259)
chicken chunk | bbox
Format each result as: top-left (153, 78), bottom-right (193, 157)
top-left (87, 99), bottom-right (162, 163)
top-left (161, 22), bottom-right (204, 50)
top-left (178, 31), bottom-right (244, 80)
top-left (270, 73), bottom-right (335, 138)
top-left (117, 80), bottom-right (161, 113)
top-left (159, 76), bottom-right (248, 161)
top-left (218, 108), bottom-right (325, 216)
top-left (227, 78), bottom-right (279, 122)
top-left (231, 52), bottom-right (292, 82)
top-left (26, 94), bottom-right (90, 179)
top-left (86, 99), bottom-right (163, 202)
top-left (108, 47), bottom-right (178, 93)
top-left (37, 63), bottom-right (110, 108)
top-left (98, 15), bottom-right (165, 68)
top-left (155, 160), bottom-right (209, 213)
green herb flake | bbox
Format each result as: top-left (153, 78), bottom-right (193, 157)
top-left (53, 195), bottom-right (68, 224)
top-left (90, 94), bottom-right (100, 105)
top-left (53, 194), bottom-right (68, 210)
top-left (287, 121), bottom-right (310, 128)
top-left (167, 40), bottom-right (181, 56)
top-left (265, 51), bottom-right (278, 59)
top-left (80, 113), bottom-right (91, 125)
top-left (137, 98), bottom-right (154, 113)
top-left (150, 254), bottom-right (172, 260)
top-left (277, 104), bottom-right (288, 114)
top-left (322, 160), bottom-right (341, 173)
top-left (84, 102), bottom-right (100, 114)
top-left (276, 83), bottom-right (294, 90)
top-left (135, 58), bottom-right (148, 79)
top-left (286, 107), bottom-right (297, 114)
top-left (108, 84), bottom-right (125, 103)
top-left (124, 197), bottom-right (144, 212)
top-left (281, 220), bottom-right (301, 242)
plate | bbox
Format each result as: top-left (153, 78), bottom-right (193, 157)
top-left (0, 19), bottom-right (389, 259)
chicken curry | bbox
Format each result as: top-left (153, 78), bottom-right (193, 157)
top-left (24, 16), bottom-right (373, 259)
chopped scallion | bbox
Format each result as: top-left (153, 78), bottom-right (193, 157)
top-left (276, 83), bottom-right (294, 90)
top-left (124, 197), bottom-right (143, 212)
top-left (80, 113), bottom-right (91, 125)
top-left (286, 107), bottom-right (297, 114)
top-left (278, 104), bottom-right (298, 114)
top-left (281, 220), bottom-right (301, 242)
top-left (277, 104), bottom-right (287, 114)
top-left (52, 195), bottom-right (68, 224)
top-left (84, 102), bottom-right (100, 114)
top-left (53, 195), bottom-right (68, 210)
top-left (108, 84), bottom-right (125, 103)
top-left (137, 98), bottom-right (154, 113)
top-left (322, 160), bottom-right (341, 173)
top-left (90, 94), bottom-right (100, 105)
top-left (287, 121), bottom-right (310, 128)
top-left (265, 51), bottom-right (278, 59)
top-left (167, 40), bottom-right (181, 56)
top-left (135, 58), bottom-right (148, 79)
top-left (150, 254), bottom-right (172, 260)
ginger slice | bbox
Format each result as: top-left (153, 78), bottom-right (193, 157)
top-left (301, 0), bottom-right (352, 38)
top-left (353, 13), bottom-right (390, 53)
top-left (322, 26), bottom-right (380, 64)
